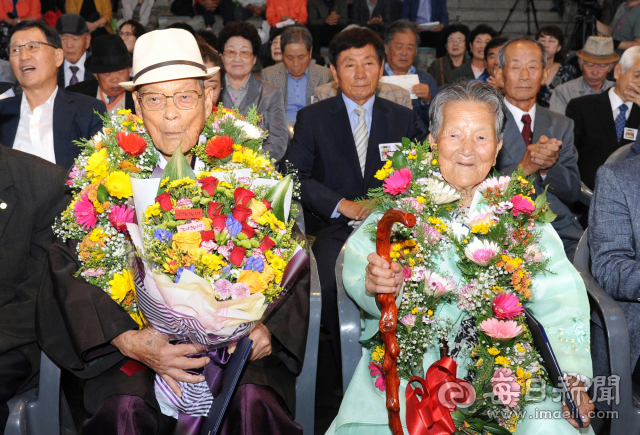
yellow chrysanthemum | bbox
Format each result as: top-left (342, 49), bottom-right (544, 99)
top-left (494, 356), bottom-right (510, 367)
top-left (487, 347), bottom-right (500, 356)
top-left (374, 160), bottom-right (395, 180)
top-left (202, 253), bottom-right (225, 271)
top-left (109, 269), bottom-right (134, 302)
top-left (428, 217), bottom-right (449, 233)
top-left (86, 148), bottom-right (109, 182)
top-left (89, 228), bottom-right (106, 242)
top-left (106, 171), bottom-right (133, 199)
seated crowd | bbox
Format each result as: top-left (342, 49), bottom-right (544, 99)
top-left (3, 0), bottom-right (640, 433)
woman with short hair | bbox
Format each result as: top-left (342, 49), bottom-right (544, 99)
top-left (427, 23), bottom-right (470, 87)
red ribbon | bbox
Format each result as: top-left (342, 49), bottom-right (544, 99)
top-left (405, 357), bottom-right (473, 435)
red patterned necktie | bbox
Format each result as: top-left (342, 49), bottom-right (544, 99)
top-left (521, 114), bottom-right (532, 146)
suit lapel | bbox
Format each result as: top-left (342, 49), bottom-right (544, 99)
top-left (531, 104), bottom-right (548, 144)
top-left (57, 67), bottom-right (65, 89)
top-left (240, 75), bottom-right (261, 114)
top-left (363, 97), bottom-right (388, 185)
top-left (0, 147), bottom-right (17, 241)
top-left (277, 64), bottom-right (288, 104)
top-left (306, 65), bottom-right (318, 106)
top-left (53, 91), bottom-right (75, 169)
top-left (595, 91), bottom-right (618, 145)
top-left (330, 93), bottom-right (363, 183)
top-left (503, 109), bottom-right (527, 162)
top-left (0, 96), bottom-right (21, 147)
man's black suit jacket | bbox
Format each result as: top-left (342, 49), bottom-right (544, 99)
top-left (0, 89), bottom-right (106, 170)
top-left (66, 80), bottom-right (136, 112)
top-left (0, 145), bottom-right (70, 391)
top-left (57, 61), bottom-right (96, 90)
top-left (566, 90), bottom-right (640, 189)
top-left (286, 93), bottom-right (425, 236)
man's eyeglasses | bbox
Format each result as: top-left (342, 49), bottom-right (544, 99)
top-left (138, 91), bottom-right (203, 111)
top-left (118, 31), bottom-right (135, 37)
top-left (223, 49), bottom-right (253, 59)
top-left (7, 41), bottom-right (58, 57)
top-left (447, 38), bottom-right (465, 44)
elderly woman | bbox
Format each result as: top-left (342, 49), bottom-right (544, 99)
top-left (449, 24), bottom-right (497, 83)
top-left (326, 81), bottom-right (594, 435)
top-left (427, 23), bottom-right (470, 88)
top-left (218, 21), bottom-right (289, 162)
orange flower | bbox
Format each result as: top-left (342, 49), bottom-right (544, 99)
top-left (119, 161), bottom-right (141, 172)
top-left (237, 270), bottom-right (269, 294)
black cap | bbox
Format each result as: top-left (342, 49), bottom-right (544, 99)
top-left (85, 35), bottom-right (133, 73)
top-left (55, 14), bottom-right (89, 36)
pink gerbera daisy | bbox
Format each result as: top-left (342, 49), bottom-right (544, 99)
top-left (109, 204), bottom-right (135, 233)
top-left (73, 192), bottom-right (98, 230)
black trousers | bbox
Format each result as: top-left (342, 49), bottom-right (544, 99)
top-left (195, 0), bottom-right (235, 28)
top-left (308, 24), bottom-right (347, 54)
top-left (0, 350), bottom-right (32, 434)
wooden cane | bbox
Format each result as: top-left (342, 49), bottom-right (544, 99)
top-left (375, 209), bottom-right (416, 435)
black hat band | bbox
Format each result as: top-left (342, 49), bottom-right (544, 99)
top-left (133, 60), bottom-right (207, 82)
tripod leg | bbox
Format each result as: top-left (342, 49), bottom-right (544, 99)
top-left (499, 0), bottom-right (522, 35)
top-left (530, 0), bottom-right (540, 31)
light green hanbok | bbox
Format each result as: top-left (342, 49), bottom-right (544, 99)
top-left (326, 191), bottom-right (594, 435)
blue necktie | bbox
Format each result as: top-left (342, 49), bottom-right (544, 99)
top-left (616, 104), bottom-right (628, 142)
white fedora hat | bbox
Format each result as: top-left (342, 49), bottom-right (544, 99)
top-left (120, 28), bottom-right (220, 91)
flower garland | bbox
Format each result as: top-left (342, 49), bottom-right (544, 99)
top-left (364, 139), bottom-right (557, 434)
top-left (53, 110), bottom-right (159, 327)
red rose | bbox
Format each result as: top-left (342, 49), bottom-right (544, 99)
top-left (262, 199), bottom-right (272, 211)
top-left (155, 193), bottom-right (173, 211)
top-left (201, 231), bottom-right (215, 242)
top-left (116, 132), bottom-right (147, 157)
top-left (212, 214), bottom-right (227, 232)
top-left (230, 246), bottom-right (246, 266)
top-left (207, 202), bottom-right (224, 219)
top-left (205, 135), bottom-right (234, 160)
top-left (241, 222), bottom-right (256, 239)
top-left (259, 235), bottom-right (276, 252)
top-left (232, 205), bottom-right (252, 222)
top-left (199, 176), bottom-right (219, 196)
top-left (234, 187), bottom-right (256, 206)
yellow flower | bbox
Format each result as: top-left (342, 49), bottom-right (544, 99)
top-left (89, 228), bottom-right (105, 242)
top-left (407, 153), bottom-right (417, 160)
top-left (130, 312), bottom-right (146, 329)
top-left (188, 247), bottom-right (208, 259)
top-left (428, 217), bottom-right (449, 233)
top-left (168, 178), bottom-right (196, 189)
top-left (172, 232), bottom-right (202, 253)
top-left (249, 198), bottom-right (268, 219)
top-left (117, 109), bottom-right (131, 115)
top-left (86, 148), bottom-right (109, 182)
top-left (201, 253), bottom-right (225, 271)
top-left (471, 221), bottom-right (496, 234)
top-left (431, 159), bottom-right (438, 166)
top-left (109, 269), bottom-right (134, 302)
top-left (261, 264), bottom-right (275, 284)
top-left (475, 358), bottom-right (484, 367)
top-left (237, 270), bottom-right (269, 294)
top-left (233, 144), bottom-right (242, 151)
top-left (495, 356), bottom-right (510, 367)
top-left (427, 309), bottom-right (433, 316)
top-left (487, 347), bottom-right (500, 356)
top-left (232, 151), bottom-right (245, 163)
top-left (416, 196), bottom-right (426, 204)
top-left (106, 171), bottom-right (133, 199)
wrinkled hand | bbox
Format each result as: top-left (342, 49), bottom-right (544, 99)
top-left (337, 200), bottom-right (374, 221)
top-left (627, 82), bottom-right (640, 107)
top-left (486, 75), bottom-right (504, 91)
top-left (87, 21), bottom-right (99, 32)
top-left (365, 253), bottom-right (403, 296)
top-left (111, 329), bottom-right (209, 398)
top-left (518, 135), bottom-right (561, 176)
top-left (412, 83), bottom-right (431, 104)
top-left (562, 376), bottom-right (595, 428)
top-left (281, 14), bottom-right (290, 21)
top-left (228, 324), bottom-right (272, 361)
top-left (326, 11), bottom-right (339, 25)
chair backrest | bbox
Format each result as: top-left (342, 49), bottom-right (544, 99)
top-left (335, 233), bottom-right (364, 396)
top-left (605, 143), bottom-right (632, 165)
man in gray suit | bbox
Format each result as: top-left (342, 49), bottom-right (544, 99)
top-left (260, 26), bottom-right (333, 124)
top-left (495, 36), bottom-right (583, 261)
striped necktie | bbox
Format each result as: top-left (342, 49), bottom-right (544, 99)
top-left (353, 106), bottom-right (368, 176)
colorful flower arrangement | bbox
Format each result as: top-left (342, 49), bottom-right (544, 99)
top-left (364, 138), bottom-right (557, 434)
top-left (53, 110), bottom-right (159, 327)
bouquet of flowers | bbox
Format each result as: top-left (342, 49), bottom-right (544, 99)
top-left (363, 138), bottom-right (557, 434)
top-left (53, 109), bottom-right (159, 327)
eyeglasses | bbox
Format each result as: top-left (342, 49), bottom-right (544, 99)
top-left (138, 91), bottom-right (203, 111)
top-left (7, 41), bottom-right (58, 57)
top-left (223, 49), bottom-right (253, 59)
top-left (118, 31), bottom-right (134, 37)
top-left (447, 38), bottom-right (465, 44)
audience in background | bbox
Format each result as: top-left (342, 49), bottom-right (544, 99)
top-left (449, 24), bottom-right (496, 83)
top-left (307, 0), bottom-right (346, 54)
top-left (427, 23), bottom-right (469, 87)
top-left (66, 0), bottom-right (113, 36)
top-left (261, 25), bottom-right (331, 123)
top-left (597, 0), bottom-right (640, 55)
top-left (196, 28), bottom-right (217, 48)
top-left (383, 19), bottom-right (437, 131)
top-left (0, 0), bottom-right (41, 25)
top-left (350, 0), bottom-right (391, 34)
top-left (266, 0), bottom-right (307, 28)
top-left (479, 36), bottom-right (506, 92)
top-left (0, 20), bottom-right (104, 169)
top-left (495, 36), bottom-right (583, 261)
top-left (550, 36), bottom-right (617, 115)
top-left (314, 79), bottom-right (413, 108)
top-left (115, 0), bottom-right (157, 31)
top-left (233, 0), bottom-right (266, 21)
top-left (535, 25), bottom-right (577, 108)
top-left (259, 26), bottom-right (284, 68)
top-left (166, 20), bottom-right (196, 35)
top-left (66, 34), bottom-right (134, 113)
top-left (198, 39), bottom-right (223, 103)
top-left (194, 0), bottom-right (234, 29)
top-left (401, 0), bottom-right (447, 51)
top-left (118, 19), bottom-right (145, 52)
top-left (218, 22), bottom-right (288, 161)
top-left (55, 14), bottom-right (96, 89)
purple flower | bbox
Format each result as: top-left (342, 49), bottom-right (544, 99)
top-left (231, 283), bottom-right (250, 299)
top-left (153, 228), bottom-right (173, 243)
top-left (225, 215), bottom-right (242, 238)
top-left (243, 256), bottom-right (264, 272)
top-left (175, 265), bottom-right (196, 283)
top-left (215, 279), bottom-right (233, 299)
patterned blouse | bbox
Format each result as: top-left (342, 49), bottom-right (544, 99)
top-left (537, 64), bottom-right (579, 108)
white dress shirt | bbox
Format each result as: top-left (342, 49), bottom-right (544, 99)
top-left (64, 52), bottom-right (87, 88)
top-left (504, 97), bottom-right (537, 133)
top-left (609, 87), bottom-right (632, 121)
top-left (13, 87), bottom-right (58, 164)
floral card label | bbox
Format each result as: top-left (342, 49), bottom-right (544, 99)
top-left (175, 208), bottom-right (204, 220)
top-left (177, 221), bottom-right (206, 232)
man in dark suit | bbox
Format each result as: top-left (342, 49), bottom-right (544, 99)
top-left (0, 145), bottom-right (70, 431)
top-left (495, 36), bottom-right (583, 261)
top-left (66, 34), bottom-right (135, 113)
top-left (55, 14), bottom-right (96, 89)
top-left (0, 21), bottom-right (105, 170)
top-left (566, 46), bottom-right (640, 190)
top-left (286, 27), bottom-right (424, 369)
top-left (401, 0), bottom-right (448, 52)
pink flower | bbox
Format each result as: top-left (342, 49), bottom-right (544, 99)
top-left (200, 240), bottom-right (219, 253)
top-left (109, 204), bottom-right (135, 233)
top-left (82, 268), bottom-right (105, 278)
top-left (491, 368), bottom-right (520, 408)
top-left (383, 168), bottom-right (412, 195)
top-left (510, 195), bottom-right (536, 217)
top-left (492, 293), bottom-right (524, 319)
top-left (73, 192), bottom-right (98, 230)
top-left (463, 239), bottom-right (499, 266)
top-left (401, 197), bottom-right (424, 214)
top-left (217, 244), bottom-right (233, 260)
top-left (368, 362), bottom-right (386, 392)
top-left (403, 266), bottom-right (412, 280)
top-left (215, 279), bottom-right (233, 299)
top-left (231, 283), bottom-right (250, 299)
top-left (479, 318), bottom-right (523, 340)
top-left (176, 198), bottom-right (193, 208)
top-left (399, 314), bottom-right (416, 327)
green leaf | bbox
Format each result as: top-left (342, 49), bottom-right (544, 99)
top-left (484, 422), bottom-right (512, 435)
top-left (401, 137), bottom-right (411, 148)
top-left (390, 150), bottom-right (408, 170)
top-left (97, 184), bottom-right (109, 203)
top-left (264, 174), bottom-right (292, 222)
top-left (535, 185), bottom-right (557, 223)
top-left (450, 409), bottom-right (467, 422)
top-left (157, 145), bottom-right (197, 195)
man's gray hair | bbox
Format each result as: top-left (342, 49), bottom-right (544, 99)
top-left (429, 81), bottom-right (507, 141)
top-left (619, 46), bottom-right (640, 73)
top-left (497, 35), bottom-right (547, 69)
top-left (384, 19), bottom-right (420, 51)
top-left (280, 25), bottom-right (313, 52)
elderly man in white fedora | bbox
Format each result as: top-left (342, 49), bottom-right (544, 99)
top-left (550, 36), bottom-right (619, 115)
top-left (36, 28), bottom-right (307, 435)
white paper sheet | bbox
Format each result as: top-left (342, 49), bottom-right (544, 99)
top-left (379, 74), bottom-right (420, 99)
